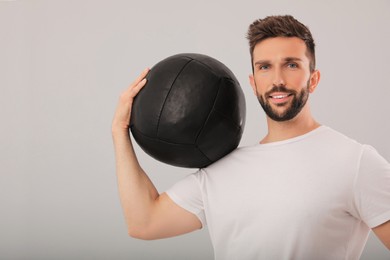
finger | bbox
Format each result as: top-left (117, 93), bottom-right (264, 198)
top-left (130, 67), bottom-right (150, 88)
top-left (129, 77), bottom-right (147, 98)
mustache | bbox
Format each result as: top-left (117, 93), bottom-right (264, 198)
top-left (265, 85), bottom-right (297, 97)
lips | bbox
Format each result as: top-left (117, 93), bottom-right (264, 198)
top-left (270, 94), bottom-right (292, 99)
top-left (268, 92), bottom-right (293, 104)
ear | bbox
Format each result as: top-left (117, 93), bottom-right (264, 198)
top-left (308, 70), bottom-right (321, 93)
top-left (249, 74), bottom-right (257, 96)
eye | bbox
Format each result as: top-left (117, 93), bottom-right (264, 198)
top-left (258, 65), bottom-right (270, 70)
top-left (287, 63), bottom-right (298, 69)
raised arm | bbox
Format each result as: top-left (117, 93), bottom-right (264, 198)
top-left (112, 68), bottom-right (202, 240)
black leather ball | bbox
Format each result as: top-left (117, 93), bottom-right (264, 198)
top-left (130, 53), bottom-right (246, 168)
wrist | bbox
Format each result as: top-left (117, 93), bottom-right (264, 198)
top-left (112, 125), bottom-right (131, 138)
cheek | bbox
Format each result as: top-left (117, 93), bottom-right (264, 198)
top-left (253, 75), bottom-right (271, 92)
top-left (286, 71), bottom-right (310, 87)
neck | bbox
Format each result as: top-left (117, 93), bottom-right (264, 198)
top-left (260, 104), bottom-right (320, 144)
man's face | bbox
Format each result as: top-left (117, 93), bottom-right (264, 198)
top-left (249, 37), bottom-right (319, 122)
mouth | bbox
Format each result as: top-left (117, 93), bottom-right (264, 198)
top-left (268, 92), bottom-right (293, 104)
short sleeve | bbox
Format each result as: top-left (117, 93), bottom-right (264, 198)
top-left (353, 145), bottom-right (390, 228)
top-left (165, 171), bottom-right (206, 227)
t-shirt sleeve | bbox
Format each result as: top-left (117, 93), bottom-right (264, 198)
top-left (352, 145), bottom-right (390, 228)
top-left (165, 170), bottom-right (206, 227)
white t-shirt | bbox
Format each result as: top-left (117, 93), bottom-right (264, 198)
top-left (166, 126), bottom-right (390, 260)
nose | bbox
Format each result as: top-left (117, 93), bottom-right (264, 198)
top-left (272, 67), bottom-right (285, 86)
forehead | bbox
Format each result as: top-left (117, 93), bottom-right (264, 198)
top-left (253, 37), bottom-right (309, 62)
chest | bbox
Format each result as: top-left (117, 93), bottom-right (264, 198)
top-left (203, 148), bottom-right (357, 228)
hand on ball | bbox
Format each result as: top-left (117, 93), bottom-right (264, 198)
top-left (112, 68), bottom-right (149, 134)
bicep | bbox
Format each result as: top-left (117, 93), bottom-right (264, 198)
top-left (372, 220), bottom-right (390, 250)
top-left (141, 192), bottom-right (202, 240)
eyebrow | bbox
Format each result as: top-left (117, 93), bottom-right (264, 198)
top-left (284, 57), bottom-right (303, 62)
top-left (254, 57), bottom-right (303, 66)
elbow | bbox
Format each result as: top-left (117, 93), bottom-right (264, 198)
top-left (127, 226), bottom-right (156, 240)
top-left (125, 213), bottom-right (159, 240)
top-left (127, 227), bottom-right (146, 240)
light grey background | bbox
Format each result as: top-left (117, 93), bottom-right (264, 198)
top-left (1, 0), bottom-right (389, 259)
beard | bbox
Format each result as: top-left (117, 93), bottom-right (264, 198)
top-left (257, 81), bottom-right (310, 122)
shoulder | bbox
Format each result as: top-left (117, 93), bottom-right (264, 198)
top-left (315, 126), bottom-right (365, 153)
top-left (359, 144), bottom-right (390, 171)
top-left (198, 144), bottom-right (259, 176)
top-left (319, 126), bottom-right (360, 144)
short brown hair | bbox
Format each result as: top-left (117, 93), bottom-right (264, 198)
top-left (246, 15), bottom-right (316, 72)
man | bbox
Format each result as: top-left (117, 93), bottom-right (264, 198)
top-left (112, 15), bottom-right (390, 259)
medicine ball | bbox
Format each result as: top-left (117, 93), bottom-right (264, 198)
top-left (130, 53), bottom-right (246, 168)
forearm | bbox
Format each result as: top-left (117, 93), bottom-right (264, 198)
top-left (113, 129), bottom-right (159, 234)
